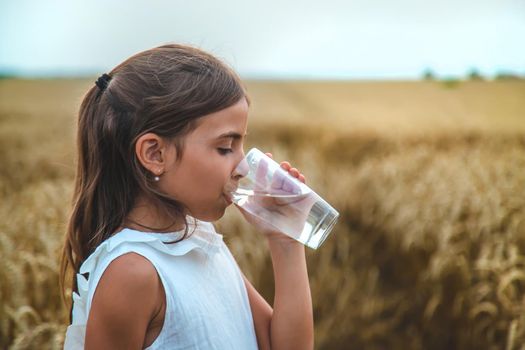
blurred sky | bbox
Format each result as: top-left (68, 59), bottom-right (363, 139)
top-left (1, 0), bottom-right (524, 79)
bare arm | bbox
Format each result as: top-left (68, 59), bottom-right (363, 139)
top-left (241, 158), bottom-right (314, 350)
top-left (243, 238), bottom-right (314, 350)
top-left (85, 253), bottom-right (164, 350)
top-left (270, 238), bottom-right (314, 350)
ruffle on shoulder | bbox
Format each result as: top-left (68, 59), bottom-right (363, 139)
top-left (71, 218), bottom-right (223, 325)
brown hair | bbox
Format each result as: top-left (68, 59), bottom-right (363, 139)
top-left (59, 43), bottom-right (248, 319)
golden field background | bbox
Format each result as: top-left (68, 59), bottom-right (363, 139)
top-left (0, 78), bottom-right (524, 349)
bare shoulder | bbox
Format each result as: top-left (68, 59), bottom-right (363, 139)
top-left (103, 252), bottom-right (161, 288)
top-left (85, 252), bottom-right (164, 349)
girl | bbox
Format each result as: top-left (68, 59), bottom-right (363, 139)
top-left (61, 43), bottom-right (314, 349)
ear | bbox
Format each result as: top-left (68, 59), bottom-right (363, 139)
top-left (135, 133), bottom-right (174, 176)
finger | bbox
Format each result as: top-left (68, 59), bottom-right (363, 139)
top-left (271, 166), bottom-right (286, 190)
top-left (289, 167), bottom-right (300, 177)
top-left (265, 152), bottom-right (273, 159)
top-left (298, 174), bottom-right (306, 183)
top-left (280, 161), bottom-right (291, 170)
top-left (282, 174), bottom-right (302, 194)
top-left (255, 158), bottom-right (269, 191)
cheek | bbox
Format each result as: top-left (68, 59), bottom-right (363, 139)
top-left (206, 159), bottom-right (233, 188)
top-left (180, 158), bottom-right (231, 198)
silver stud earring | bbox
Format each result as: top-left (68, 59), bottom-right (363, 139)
top-left (154, 176), bottom-right (160, 182)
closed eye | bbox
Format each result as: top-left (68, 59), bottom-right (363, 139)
top-left (217, 148), bottom-right (233, 155)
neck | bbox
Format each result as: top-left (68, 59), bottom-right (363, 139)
top-left (121, 195), bottom-right (186, 233)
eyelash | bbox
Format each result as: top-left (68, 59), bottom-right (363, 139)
top-left (217, 148), bottom-right (233, 155)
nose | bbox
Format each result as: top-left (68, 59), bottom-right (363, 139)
top-left (232, 153), bottom-right (249, 180)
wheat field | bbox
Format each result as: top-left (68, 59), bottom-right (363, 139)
top-left (0, 78), bottom-right (524, 349)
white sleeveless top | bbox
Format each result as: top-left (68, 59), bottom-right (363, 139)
top-left (63, 218), bottom-right (259, 350)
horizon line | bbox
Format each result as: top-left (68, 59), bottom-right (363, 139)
top-left (0, 68), bottom-right (523, 81)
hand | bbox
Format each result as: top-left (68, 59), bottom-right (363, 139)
top-left (234, 152), bottom-right (317, 244)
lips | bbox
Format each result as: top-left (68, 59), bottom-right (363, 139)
top-left (223, 183), bottom-right (238, 205)
top-left (223, 193), bottom-right (233, 205)
top-left (224, 183), bottom-right (238, 193)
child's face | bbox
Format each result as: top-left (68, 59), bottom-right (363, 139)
top-left (160, 98), bottom-right (249, 222)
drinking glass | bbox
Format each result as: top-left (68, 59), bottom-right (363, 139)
top-left (229, 148), bottom-right (339, 249)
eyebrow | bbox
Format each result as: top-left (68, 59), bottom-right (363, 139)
top-left (216, 131), bottom-right (248, 140)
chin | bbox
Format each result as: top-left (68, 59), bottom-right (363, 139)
top-left (192, 209), bottom-right (226, 222)
top-left (215, 208), bottom-right (227, 220)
